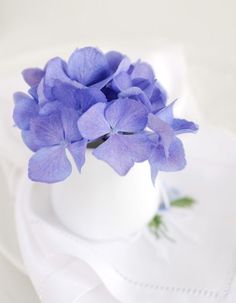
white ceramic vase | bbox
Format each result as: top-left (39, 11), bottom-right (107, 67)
top-left (51, 150), bottom-right (161, 240)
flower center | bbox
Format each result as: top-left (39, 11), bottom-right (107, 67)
top-left (60, 140), bottom-right (68, 148)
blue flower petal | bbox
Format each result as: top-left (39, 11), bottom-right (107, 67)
top-left (157, 102), bottom-right (199, 134)
top-left (39, 101), bottom-right (61, 115)
top-left (148, 113), bottom-right (175, 156)
top-left (91, 56), bottom-right (131, 89)
top-left (22, 68), bottom-right (45, 87)
top-left (28, 145), bottom-right (72, 183)
top-left (172, 119), bottom-right (199, 134)
top-left (45, 57), bottom-right (69, 86)
top-left (30, 112), bottom-right (64, 146)
top-left (149, 137), bottom-right (186, 183)
top-left (149, 156), bottom-right (159, 185)
top-left (131, 61), bottom-right (155, 89)
top-left (112, 71), bottom-right (132, 91)
top-left (115, 57), bottom-right (131, 75)
top-left (67, 139), bottom-right (87, 172)
top-left (60, 108), bottom-right (81, 142)
top-left (147, 81), bottom-right (167, 113)
top-left (105, 98), bottom-right (148, 133)
top-left (43, 57), bottom-right (78, 101)
top-left (119, 87), bottom-right (152, 110)
top-left (118, 133), bottom-right (153, 162)
top-left (106, 51), bottom-right (124, 72)
top-left (93, 133), bottom-right (152, 175)
top-left (156, 100), bottom-right (176, 123)
top-left (93, 134), bottom-right (134, 175)
top-left (78, 102), bottom-right (110, 140)
top-left (67, 47), bottom-right (109, 86)
top-left (37, 79), bottom-right (49, 104)
top-left (52, 82), bottom-right (105, 112)
top-left (75, 88), bottom-right (107, 113)
top-left (28, 86), bottom-right (38, 100)
top-left (51, 82), bottom-right (78, 108)
top-left (13, 92), bottom-right (38, 130)
top-left (22, 130), bottom-right (45, 152)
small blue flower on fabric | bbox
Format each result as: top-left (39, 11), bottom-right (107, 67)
top-left (13, 46), bottom-right (198, 183)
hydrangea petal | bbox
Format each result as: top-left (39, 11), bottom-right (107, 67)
top-left (30, 112), bottom-right (64, 146)
top-left (75, 88), bottom-right (107, 113)
top-left (37, 79), bottom-right (49, 104)
top-left (115, 57), bottom-right (131, 75)
top-left (22, 130), bottom-right (45, 152)
top-left (119, 87), bottom-right (152, 110)
top-left (22, 68), bottom-right (45, 87)
top-left (92, 56), bottom-right (131, 89)
top-left (44, 57), bottom-right (69, 86)
top-left (13, 92), bottom-right (38, 130)
top-left (28, 145), bottom-right (72, 183)
top-left (105, 98), bottom-right (148, 133)
top-left (28, 86), bottom-right (38, 100)
top-left (39, 101), bottom-right (61, 115)
top-left (51, 82), bottom-right (78, 108)
top-left (147, 81), bottom-right (167, 113)
top-left (149, 154), bottom-right (159, 185)
top-left (148, 113), bottom-right (175, 156)
top-left (149, 137), bottom-right (186, 183)
top-left (77, 103), bottom-right (110, 140)
top-left (43, 57), bottom-right (75, 101)
top-left (162, 137), bottom-right (186, 171)
top-left (67, 139), bottom-right (87, 172)
top-left (112, 72), bottom-right (132, 91)
top-left (60, 108), bottom-right (81, 142)
top-left (40, 103), bottom-right (81, 141)
top-left (131, 62), bottom-right (155, 89)
top-left (157, 100), bottom-right (176, 123)
top-left (93, 134), bottom-right (134, 175)
top-left (118, 133), bottom-right (153, 162)
top-left (106, 51), bottom-right (124, 72)
top-left (172, 119), bottom-right (199, 134)
top-left (67, 47), bottom-right (109, 86)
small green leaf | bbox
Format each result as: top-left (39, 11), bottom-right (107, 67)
top-left (170, 196), bottom-right (195, 208)
top-left (148, 214), bottom-right (163, 229)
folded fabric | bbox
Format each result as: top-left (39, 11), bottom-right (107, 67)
top-left (15, 126), bottom-right (236, 303)
top-left (1, 48), bottom-right (235, 302)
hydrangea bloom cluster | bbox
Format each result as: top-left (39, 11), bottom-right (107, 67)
top-left (13, 47), bottom-right (198, 184)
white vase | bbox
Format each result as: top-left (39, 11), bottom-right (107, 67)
top-left (51, 150), bottom-right (161, 240)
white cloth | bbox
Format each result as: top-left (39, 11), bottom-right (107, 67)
top-left (14, 126), bottom-right (236, 303)
top-left (1, 49), bottom-right (236, 302)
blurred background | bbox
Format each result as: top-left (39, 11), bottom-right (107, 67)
top-left (1, 0), bottom-right (236, 132)
top-left (0, 0), bottom-right (236, 302)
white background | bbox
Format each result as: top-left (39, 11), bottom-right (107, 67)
top-left (1, 0), bottom-right (236, 132)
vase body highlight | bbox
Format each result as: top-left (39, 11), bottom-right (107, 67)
top-left (51, 150), bottom-right (161, 240)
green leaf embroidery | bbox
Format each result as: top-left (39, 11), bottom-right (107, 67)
top-left (148, 214), bottom-right (165, 238)
top-left (170, 196), bottom-right (195, 208)
top-left (148, 214), bottom-right (163, 230)
top-left (148, 196), bottom-right (196, 240)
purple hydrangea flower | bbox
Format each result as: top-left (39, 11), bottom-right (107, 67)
top-left (27, 107), bottom-right (86, 183)
top-left (13, 46), bottom-right (198, 183)
top-left (78, 98), bottom-right (153, 175)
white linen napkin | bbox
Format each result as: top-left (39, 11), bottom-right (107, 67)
top-left (14, 126), bottom-right (236, 303)
top-left (1, 48), bottom-right (236, 302)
